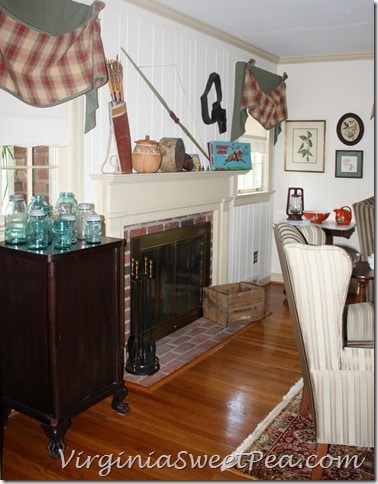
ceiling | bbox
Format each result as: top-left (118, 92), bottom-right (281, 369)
top-left (150, 0), bottom-right (375, 61)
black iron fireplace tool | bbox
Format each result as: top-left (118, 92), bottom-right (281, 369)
top-left (126, 257), bottom-right (160, 375)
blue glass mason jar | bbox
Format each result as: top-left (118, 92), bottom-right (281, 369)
top-left (26, 209), bottom-right (49, 250)
top-left (53, 219), bottom-right (72, 250)
top-left (60, 214), bottom-right (78, 244)
top-left (28, 194), bottom-right (53, 244)
top-left (5, 194), bottom-right (27, 245)
top-left (54, 192), bottom-right (78, 218)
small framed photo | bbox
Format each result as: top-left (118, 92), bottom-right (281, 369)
top-left (335, 150), bottom-right (363, 178)
top-left (285, 120), bottom-right (326, 172)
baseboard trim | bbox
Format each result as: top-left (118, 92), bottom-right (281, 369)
top-left (270, 273), bottom-right (284, 284)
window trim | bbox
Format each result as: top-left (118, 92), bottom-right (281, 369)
top-left (58, 97), bottom-right (84, 201)
top-left (233, 189), bottom-right (275, 206)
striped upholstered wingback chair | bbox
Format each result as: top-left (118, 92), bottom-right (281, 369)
top-left (284, 243), bottom-right (374, 479)
top-left (273, 222), bottom-right (327, 418)
top-left (353, 196), bottom-right (374, 301)
top-left (274, 222), bottom-right (374, 478)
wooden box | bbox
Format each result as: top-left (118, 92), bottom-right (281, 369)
top-left (203, 282), bottom-right (266, 326)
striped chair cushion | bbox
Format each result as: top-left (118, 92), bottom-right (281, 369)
top-left (297, 224), bottom-right (326, 245)
top-left (344, 302), bottom-right (374, 346)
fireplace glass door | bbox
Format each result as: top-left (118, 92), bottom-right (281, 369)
top-left (130, 222), bottom-right (211, 340)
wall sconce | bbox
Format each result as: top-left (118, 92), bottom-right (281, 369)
top-left (286, 187), bottom-right (304, 220)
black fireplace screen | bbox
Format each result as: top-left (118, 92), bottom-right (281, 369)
top-left (130, 222), bottom-right (211, 341)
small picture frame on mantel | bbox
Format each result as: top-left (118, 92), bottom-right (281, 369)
top-left (335, 150), bottom-right (363, 178)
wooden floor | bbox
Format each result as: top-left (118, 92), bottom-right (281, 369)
top-left (2, 283), bottom-right (303, 480)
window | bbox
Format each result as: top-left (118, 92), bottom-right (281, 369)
top-left (1, 146), bottom-right (58, 203)
top-left (237, 151), bottom-right (265, 193)
top-left (0, 145), bottom-right (61, 231)
top-left (235, 115), bottom-right (272, 204)
top-left (0, 98), bottom-right (83, 236)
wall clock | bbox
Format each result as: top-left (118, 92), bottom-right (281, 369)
top-left (336, 113), bottom-right (364, 146)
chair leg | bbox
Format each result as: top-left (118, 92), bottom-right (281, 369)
top-left (300, 385), bottom-right (310, 415)
top-left (311, 443), bottom-right (329, 480)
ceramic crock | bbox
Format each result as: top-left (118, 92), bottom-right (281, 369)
top-left (132, 135), bottom-right (161, 173)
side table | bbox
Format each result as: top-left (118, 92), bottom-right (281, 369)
top-left (352, 261), bottom-right (375, 302)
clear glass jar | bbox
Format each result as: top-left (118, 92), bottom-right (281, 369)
top-left (5, 194), bottom-right (27, 245)
top-left (52, 219), bottom-right (71, 250)
top-left (55, 192), bottom-right (78, 218)
top-left (60, 214), bottom-right (78, 244)
top-left (26, 209), bottom-right (49, 250)
top-left (76, 203), bottom-right (96, 240)
top-left (28, 195), bottom-right (53, 244)
top-left (85, 214), bottom-right (102, 244)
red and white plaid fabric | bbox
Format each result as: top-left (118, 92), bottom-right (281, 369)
top-left (241, 66), bottom-right (288, 130)
top-left (0, 1), bottom-right (107, 130)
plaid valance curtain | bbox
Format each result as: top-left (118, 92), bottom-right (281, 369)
top-left (0, 0), bottom-right (107, 133)
top-left (231, 59), bottom-right (288, 144)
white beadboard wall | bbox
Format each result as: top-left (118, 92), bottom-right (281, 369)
top-left (228, 200), bottom-right (273, 285)
top-left (80, 0), bottom-right (277, 285)
top-left (83, 0), bottom-right (277, 178)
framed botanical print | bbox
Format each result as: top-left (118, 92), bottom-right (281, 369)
top-left (285, 120), bottom-right (326, 172)
top-left (335, 150), bottom-right (363, 178)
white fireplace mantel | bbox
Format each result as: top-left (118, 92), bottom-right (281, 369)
top-left (91, 171), bottom-right (241, 284)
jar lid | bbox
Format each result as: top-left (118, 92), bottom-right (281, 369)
top-left (77, 203), bottom-right (92, 210)
top-left (29, 209), bottom-right (45, 216)
top-left (61, 214), bottom-right (76, 221)
top-left (134, 135), bottom-right (159, 146)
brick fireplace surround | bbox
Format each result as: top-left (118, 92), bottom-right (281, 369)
top-left (123, 211), bottom-right (213, 338)
top-left (91, 170), bottom-right (239, 341)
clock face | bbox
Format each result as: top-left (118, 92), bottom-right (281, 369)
top-left (336, 113), bottom-right (364, 145)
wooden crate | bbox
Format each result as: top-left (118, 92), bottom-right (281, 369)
top-left (203, 282), bottom-right (266, 326)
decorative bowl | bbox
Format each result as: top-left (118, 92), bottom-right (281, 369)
top-left (303, 211), bottom-right (330, 224)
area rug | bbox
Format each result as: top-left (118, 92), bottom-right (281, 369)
top-left (226, 379), bottom-right (374, 480)
top-left (125, 313), bottom-right (270, 392)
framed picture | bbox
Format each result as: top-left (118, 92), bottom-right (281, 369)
top-left (285, 120), bottom-right (326, 172)
top-left (335, 150), bottom-right (363, 178)
top-left (336, 113), bottom-right (364, 145)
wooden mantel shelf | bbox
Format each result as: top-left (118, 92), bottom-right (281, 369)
top-left (91, 169), bottom-right (242, 183)
top-left (91, 170), bottom-right (244, 284)
top-left (90, 170), bottom-right (241, 226)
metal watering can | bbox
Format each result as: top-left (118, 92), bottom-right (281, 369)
top-left (333, 206), bottom-right (352, 225)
